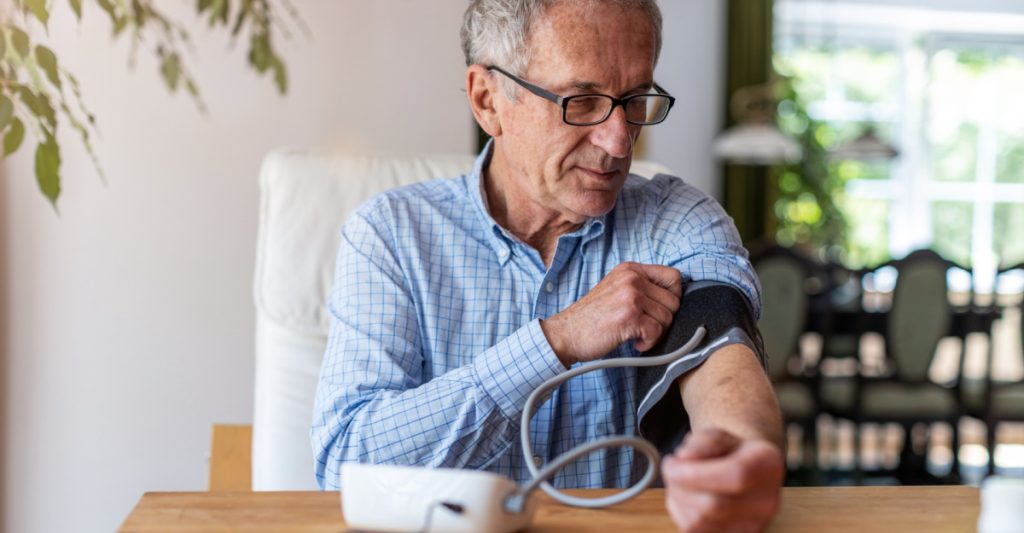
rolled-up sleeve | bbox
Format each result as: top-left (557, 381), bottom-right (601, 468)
top-left (648, 176), bottom-right (762, 318)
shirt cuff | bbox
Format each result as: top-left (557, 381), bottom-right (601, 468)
top-left (472, 319), bottom-right (565, 420)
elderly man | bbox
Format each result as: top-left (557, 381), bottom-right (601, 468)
top-left (312, 0), bottom-right (784, 531)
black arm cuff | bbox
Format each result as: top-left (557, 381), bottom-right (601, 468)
top-left (635, 281), bottom-right (765, 458)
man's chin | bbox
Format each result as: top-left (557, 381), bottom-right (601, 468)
top-left (574, 191), bottom-right (619, 218)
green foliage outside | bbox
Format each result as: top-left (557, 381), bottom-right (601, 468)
top-left (772, 83), bottom-right (848, 262)
top-left (773, 45), bottom-right (903, 268)
top-left (774, 32), bottom-right (1024, 269)
top-left (0, 0), bottom-right (301, 211)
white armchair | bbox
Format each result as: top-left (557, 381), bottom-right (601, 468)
top-left (252, 147), bottom-right (670, 489)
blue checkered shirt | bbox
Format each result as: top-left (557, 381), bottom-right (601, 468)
top-left (311, 145), bottom-right (760, 490)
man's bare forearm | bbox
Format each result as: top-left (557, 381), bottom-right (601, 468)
top-left (678, 344), bottom-right (785, 450)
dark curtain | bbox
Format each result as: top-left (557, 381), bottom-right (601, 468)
top-left (723, 0), bottom-right (777, 243)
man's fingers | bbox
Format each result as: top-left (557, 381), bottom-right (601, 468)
top-left (640, 293), bottom-right (676, 328)
top-left (633, 313), bottom-right (666, 352)
top-left (662, 454), bottom-right (752, 495)
top-left (674, 428), bottom-right (741, 461)
top-left (663, 441), bottom-right (783, 495)
top-left (642, 282), bottom-right (681, 316)
top-left (629, 263), bottom-right (683, 298)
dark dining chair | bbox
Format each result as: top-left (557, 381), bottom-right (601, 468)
top-left (853, 249), bottom-right (962, 483)
top-left (984, 262), bottom-right (1024, 474)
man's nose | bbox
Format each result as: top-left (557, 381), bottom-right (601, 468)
top-left (590, 105), bottom-right (636, 159)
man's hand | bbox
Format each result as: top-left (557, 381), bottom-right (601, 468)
top-left (540, 262), bottom-right (682, 367)
top-left (661, 429), bottom-right (784, 533)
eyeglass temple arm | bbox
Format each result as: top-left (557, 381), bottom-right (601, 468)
top-left (486, 65), bottom-right (564, 105)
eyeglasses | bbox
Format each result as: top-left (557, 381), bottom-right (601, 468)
top-left (487, 65), bottom-right (675, 126)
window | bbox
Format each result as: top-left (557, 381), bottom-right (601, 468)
top-left (774, 1), bottom-right (1024, 287)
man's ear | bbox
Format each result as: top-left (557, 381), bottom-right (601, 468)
top-left (466, 65), bottom-right (502, 138)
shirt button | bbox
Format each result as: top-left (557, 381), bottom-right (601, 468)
top-left (533, 456), bottom-right (543, 467)
top-left (498, 248), bottom-right (509, 259)
top-left (545, 282), bottom-right (555, 293)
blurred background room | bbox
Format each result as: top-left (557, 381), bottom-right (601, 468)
top-left (0, 1), bottom-right (1022, 532)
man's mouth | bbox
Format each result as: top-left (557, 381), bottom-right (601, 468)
top-left (577, 166), bottom-right (623, 181)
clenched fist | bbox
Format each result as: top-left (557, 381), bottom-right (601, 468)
top-left (540, 262), bottom-right (682, 367)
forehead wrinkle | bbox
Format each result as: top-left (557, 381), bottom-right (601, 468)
top-left (525, 3), bottom-right (656, 95)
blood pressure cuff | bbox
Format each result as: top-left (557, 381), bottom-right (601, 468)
top-left (635, 281), bottom-right (765, 457)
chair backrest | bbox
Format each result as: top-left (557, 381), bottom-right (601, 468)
top-left (996, 263), bottom-right (1024, 370)
top-left (751, 245), bottom-right (811, 381)
top-left (886, 249), bottom-right (954, 382)
top-left (252, 148), bottom-right (671, 490)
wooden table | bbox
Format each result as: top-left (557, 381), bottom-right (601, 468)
top-left (118, 486), bottom-right (979, 532)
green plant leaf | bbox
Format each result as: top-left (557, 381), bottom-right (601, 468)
top-left (113, 16), bottom-right (129, 36)
top-left (11, 27), bottom-right (30, 59)
top-left (231, 0), bottom-right (251, 36)
top-left (96, 0), bottom-right (118, 24)
top-left (219, 0), bottom-right (231, 25)
top-left (271, 55), bottom-right (287, 94)
top-left (17, 86), bottom-right (56, 128)
top-left (208, 0), bottom-right (228, 26)
top-left (0, 96), bottom-right (12, 132)
top-left (35, 45), bottom-right (62, 89)
top-left (38, 94), bottom-right (57, 128)
top-left (3, 118), bottom-right (24, 157)
top-left (35, 133), bottom-right (62, 208)
top-left (69, 0), bottom-right (83, 20)
top-left (131, 0), bottom-right (147, 27)
top-left (24, 0), bottom-right (50, 27)
top-left (249, 33), bottom-right (271, 72)
top-left (197, 0), bottom-right (213, 14)
top-left (17, 86), bottom-right (40, 114)
top-left (160, 53), bottom-right (181, 91)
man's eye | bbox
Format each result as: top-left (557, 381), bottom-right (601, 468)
top-left (565, 96), bottom-right (612, 123)
top-left (568, 96), bottom-right (604, 113)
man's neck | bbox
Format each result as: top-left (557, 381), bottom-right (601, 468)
top-left (484, 149), bottom-right (584, 267)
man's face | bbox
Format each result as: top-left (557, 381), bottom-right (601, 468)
top-left (494, 1), bottom-right (656, 224)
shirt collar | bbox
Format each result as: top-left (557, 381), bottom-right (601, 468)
top-left (465, 139), bottom-right (609, 263)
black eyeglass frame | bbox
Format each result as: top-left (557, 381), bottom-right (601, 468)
top-left (487, 65), bottom-right (676, 126)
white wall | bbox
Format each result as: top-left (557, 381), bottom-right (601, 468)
top-left (0, 2), bottom-right (725, 532)
top-left (648, 0), bottom-right (727, 196)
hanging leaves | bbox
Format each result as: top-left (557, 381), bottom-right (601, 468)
top-left (160, 51), bottom-right (181, 91)
top-left (17, 87), bottom-right (57, 129)
top-left (0, 96), bottom-right (12, 132)
top-left (69, 0), bottom-right (82, 21)
top-left (3, 118), bottom-right (25, 157)
top-left (250, 33), bottom-right (272, 71)
top-left (271, 56), bottom-right (287, 94)
top-left (1, 0), bottom-right (303, 209)
top-left (35, 45), bottom-right (61, 89)
top-left (23, 0), bottom-right (50, 28)
top-left (35, 133), bottom-right (61, 209)
top-left (10, 27), bottom-right (30, 59)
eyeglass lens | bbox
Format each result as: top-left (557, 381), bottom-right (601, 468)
top-left (564, 95), bottom-right (672, 126)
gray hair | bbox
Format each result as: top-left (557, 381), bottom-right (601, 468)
top-left (460, 0), bottom-right (663, 98)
